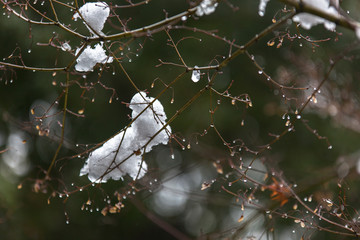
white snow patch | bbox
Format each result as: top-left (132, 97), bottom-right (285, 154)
top-left (195, 0), bottom-right (218, 17)
top-left (258, 0), bottom-right (270, 17)
top-left (292, 0), bottom-right (338, 31)
top-left (73, 2), bottom-right (110, 36)
top-left (75, 43), bottom-right (113, 72)
top-left (191, 66), bottom-right (201, 83)
top-left (355, 27), bottom-right (360, 41)
top-left (2, 131), bottom-right (30, 176)
top-left (80, 92), bottom-right (172, 183)
top-left (61, 42), bottom-right (71, 52)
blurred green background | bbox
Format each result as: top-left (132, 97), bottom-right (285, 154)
top-left (1, 0), bottom-right (360, 239)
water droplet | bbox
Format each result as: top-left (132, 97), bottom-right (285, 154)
top-left (258, 70), bottom-right (263, 75)
top-left (171, 154), bottom-right (175, 159)
top-left (181, 15), bottom-right (187, 21)
top-left (28, 49), bottom-right (32, 53)
top-left (266, 77), bottom-right (270, 81)
top-left (296, 115), bottom-right (301, 119)
top-left (217, 100), bottom-right (221, 104)
top-left (299, 43), bottom-right (303, 47)
top-left (328, 145), bottom-right (333, 150)
top-left (66, 220), bottom-right (69, 224)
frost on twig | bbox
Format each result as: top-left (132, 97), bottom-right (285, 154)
top-left (73, 2), bottom-right (110, 36)
top-left (74, 43), bottom-right (113, 72)
top-left (195, 0), bottom-right (218, 17)
top-left (80, 92), bottom-right (172, 183)
top-left (292, 0), bottom-right (338, 31)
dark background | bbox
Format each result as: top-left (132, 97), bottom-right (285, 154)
top-left (1, 1), bottom-right (360, 239)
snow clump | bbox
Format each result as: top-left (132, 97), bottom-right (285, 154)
top-left (80, 92), bottom-right (172, 183)
top-left (195, 0), bottom-right (218, 17)
top-left (74, 43), bottom-right (113, 72)
top-left (191, 66), bottom-right (201, 83)
top-left (73, 2), bottom-right (110, 36)
top-left (258, 0), bottom-right (270, 17)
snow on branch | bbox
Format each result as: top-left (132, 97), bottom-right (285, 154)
top-left (292, 0), bottom-right (338, 31)
top-left (73, 2), bottom-right (110, 36)
top-left (80, 92), bottom-right (172, 183)
top-left (260, 0), bottom-right (338, 31)
top-left (277, 0), bottom-right (360, 35)
top-left (74, 43), bottom-right (113, 72)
